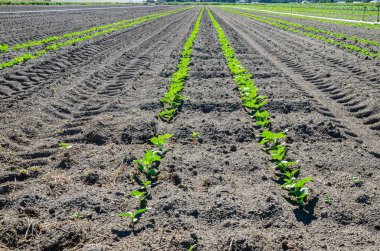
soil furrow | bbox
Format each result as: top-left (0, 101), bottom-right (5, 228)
top-left (0, 9), bottom-right (194, 108)
top-left (212, 8), bottom-right (380, 147)
top-left (209, 7), bottom-right (380, 250)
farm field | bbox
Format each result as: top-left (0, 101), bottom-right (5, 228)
top-left (239, 3), bottom-right (380, 22)
top-left (0, 4), bottom-right (379, 251)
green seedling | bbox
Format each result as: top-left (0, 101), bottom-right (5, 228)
top-left (133, 150), bottom-right (161, 176)
top-left (59, 142), bottom-right (72, 150)
top-left (159, 108), bottom-right (177, 122)
top-left (253, 110), bottom-right (271, 128)
top-left (270, 145), bottom-right (287, 161)
top-left (130, 190), bottom-right (147, 202)
top-left (118, 208), bottom-right (149, 228)
top-left (324, 194), bottom-right (333, 205)
top-left (350, 176), bottom-right (362, 183)
top-left (188, 244), bottom-right (197, 251)
top-left (259, 130), bottom-right (287, 146)
top-left (141, 179), bottom-right (152, 190)
top-left (191, 131), bottom-right (200, 139)
top-left (191, 131), bottom-right (202, 143)
top-left (0, 43), bottom-right (9, 53)
top-left (71, 212), bottom-right (82, 219)
top-left (284, 168), bottom-right (299, 180)
top-left (49, 84), bottom-right (57, 96)
top-left (274, 160), bottom-right (298, 174)
top-left (59, 142), bottom-right (72, 166)
top-left (150, 134), bottom-right (172, 151)
top-left (283, 177), bottom-right (313, 206)
top-left (19, 168), bottom-right (29, 176)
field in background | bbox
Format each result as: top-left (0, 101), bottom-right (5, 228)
top-left (235, 3), bottom-right (380, 22)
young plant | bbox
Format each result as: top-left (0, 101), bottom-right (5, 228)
top-left (59, 142), bottom-right (72, 150)
top-left (130, 190), bottom-right (147, 203)
top-left (324, 194), bottom-right (333, 205)
top-left (283, 177), bottom-right (313, 206)
top-left (133, 150), bottom-right (162, 176)
top-left (150, 134), bottom-right (172, 151)
top-left (71, 212), bottom-right (82, 220)
top-left (259, 130), bottom-right (287, 147)
top-left (270, 145), bottom-right (287, 161)
top-left (274, 160), bottom-right (298, 174)
top-left (59, 142), bottom-right (72, 167)
top-left (0, 43), bottom-right (9, 53)
top-left (118, 208), bottom-right (149, 229)
top-left (19, 168), bottom-right (29, 176)
top-left (140, 179), bottom-right (152, 190)
top-left (253, 110), bottom-right (271, 128)
top-left (159, 108), bottom-right (177, 122)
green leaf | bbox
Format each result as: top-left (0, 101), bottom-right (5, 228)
top-left (118, 212), bottom-right (133, 217)
top-left (130, 190), bottom-right (146, 199)
top-left (294, 177), bottom-right (313, 189)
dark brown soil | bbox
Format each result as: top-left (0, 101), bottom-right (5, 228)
top-left (0, 5), bottom-right (180, 46)
top-left (235, 8), bottom-right (380, 42)
top-left (0, 5), bottom-right (379, 251)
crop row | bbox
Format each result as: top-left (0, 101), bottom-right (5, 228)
top-left (0, 7), bottom-right (190, 70)
top-left (222, 7), bottom-right (380, 59)
top-left (0, 8), bottom-right (190, 54)
top-left (118, 8), bottom-right (204, 230)
top-left (159, 8), bottom-right (204, 122)
top-left (230, 6), bottom-right (380, 30)
top-left (118, 134), bottom-right (172, 228)
top-left (237, 8), bottom-right (380, 49)
top-left (207, 7), bottom-right (313, 206)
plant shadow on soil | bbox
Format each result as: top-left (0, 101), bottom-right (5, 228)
top-left (292, 197), bottom-right (319, 225)
top-left (112, 222), bottom-right (155, 238)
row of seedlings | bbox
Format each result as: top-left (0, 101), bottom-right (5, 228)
top-left (0, 8), bottom-right (190, 70)
top-left (0, 8), bottom-right (191, 54)
top-left (118, 8), bottom-right (204, 229)
top-left (118, 134), bottom-right (172, 230)
top-left (221, 7), bottom-right (380, 59)
top-left (207, 7), bottom-right (314, 206)
top-left (159, 7), bottom-right (205, 122)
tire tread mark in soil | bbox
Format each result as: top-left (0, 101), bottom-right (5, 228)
top-left (213, 9), bottom-right (380, 133)
top-left (211, 8), bottom-right (379, 156)
top-left (0, 9), bottom-right (194, 106)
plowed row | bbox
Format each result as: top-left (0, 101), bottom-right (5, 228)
top-left (0, 6), bottom-right (379, 251)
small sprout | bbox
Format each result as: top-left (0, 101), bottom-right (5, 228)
top-left (188, 244), bottom-right (197, 251)
top-left (133, 150), bottom-right (161, 176)
top-left (118, 208), bottom-right (149, 228)
top-left (350, 176), bottom-right (361, 183)
top-left (29, 166), bottom-right (40, 172)
top-left (150, 134), bottom-right (172, 151)
top-left (270, 145), bottom-right (287, 161)
top-left (141, 180), bottom-right (152, 190)
top-left (130, 190), bottom-right (147, 202)
top-left (49, 84), bottom-right (57, 96)
top-left (191, 131), bottom-right (202, 143)
top-left (59, 142), bottom-right (72, 150)
top-left (19, 168), bottom-right (29, 176)
top-left (259, 130), bottom-right (287, 147)
top-left (324, 194), bottom-right (333, 205)
top-left (71, 212), bottom-right (82, 219)
top-left (283, 177), bottom-right (313, 206)
top-left (159, 108), bottom-right (177, 121)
